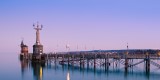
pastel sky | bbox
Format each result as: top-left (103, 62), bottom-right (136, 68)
top-left (0, 0), bottom-right (160, 53)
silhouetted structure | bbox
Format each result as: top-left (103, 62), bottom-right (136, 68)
top-left (32, 22), bottom-right (44, 61)
top-left (32, 62), bottom-right (44, 80)
top-left (20, 40), bottom-right (28, 59)
top-left (21, 40), bottom-right (28, 54)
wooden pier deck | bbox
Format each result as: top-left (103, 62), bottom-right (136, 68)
top-left (20, 51), bottom-right (160, 72)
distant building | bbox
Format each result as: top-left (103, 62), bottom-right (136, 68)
top-left (20, 40), bottom-right (28, 55)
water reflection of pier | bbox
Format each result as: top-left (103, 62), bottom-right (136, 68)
top-left (31, 62), bottom-right (45, 80)
top-left (20, 58), bottom-right (160, 80)
top-left (20, 59), bottom-right (29, 76)
top-left (20, 60), bottom-right (45, 80)
top-left (51, 62), bottom-right (160, 80)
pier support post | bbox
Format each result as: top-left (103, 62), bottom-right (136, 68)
top-left (80, 53), bottom-right (82, 68)
top-left (125, 58), bottom-right (128, 70)
top-left (94, 54), bottom-right (96, 68)
top-left (87, 59), bottom-right (89, 68)
top-left (72, 55), bottom-right (74, 66)
top-left (105, 53), bottom-right (109, 70)
top-left (145, 52), bottom-right (150, 72)
top-left (125, 51), bottom-right (128, 72)
top-left (82, 54), bottom-right (85, 68)
top-left (55, 53), bottom-right (57, 63)
top-left (61, 54), bottom-right (64, 65)
top-left (68, 55), bottom-right (70, 65)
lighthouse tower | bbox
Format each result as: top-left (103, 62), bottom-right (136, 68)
top-left (32, 22), bottom-right (44, 60)
top-left (21, 40), bottom-right (28, 55)
top-left (20, 40), bottom-right (28, 60)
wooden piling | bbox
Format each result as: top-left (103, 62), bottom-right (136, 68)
top-left (67, 54), bottom-right (70, 65)
top-left (94, 54), bottom-right (96, 68)
top-left (82, 54), bottom-right (85, 68)
top-left (125, 51), bottom-right (128, 71)
top-left (87, 59), bottom-right (89, 67)
top-left (72, 55), bottom-right (74, 66)
top-left (145, 52), bottom-right (150, 72)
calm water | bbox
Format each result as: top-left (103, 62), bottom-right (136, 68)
top-left (1, 53), bottom-right (160, 80)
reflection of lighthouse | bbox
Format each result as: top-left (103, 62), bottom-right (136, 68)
top-left (66, 72), bottom-right (70, 80)
top-left (32, 62), bottom-right (44, 80)
top-left (20, 60), bottom-right (29, 76)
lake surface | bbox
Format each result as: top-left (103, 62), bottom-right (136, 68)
top-left (0, 53), bottom-right (160, 80)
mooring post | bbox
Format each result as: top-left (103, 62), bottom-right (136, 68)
top-left (145, 52), bottom-right (150, 72)
top-left (125, 51), bottom-right (128, 71)
top-left (46, 54), bottom-right (48, 61)
top-left (100, 59), bottom-right (102, 67)
top-left (62, 54), bottom-right (64, 64)
top-left (115, 59), bottom-right (118, 67)
top-left (82, 53), bottom-right (85, 68)
top-left (124, 43), bottom-right (129, 72)
top-left (72, 55), bottom-right (74, 66)
top-left (55, 53), bottom-right (57, 63)
top-left (113, 59), bottom-right (115, 68)
top-left (105, 58), bottom-right (106, 67)
top-left (105, 58), bottom-right (107, 70)
top-left (80, 53), bottom-right (82, 67)
top-left (105, 53), bottom-right (109, 70)
top-left (68, 54), bottom-right (70, 65)
top-left (107, 53), bottom-right (109, 66)
top-left (87, 59), bottom-right (89, 68)
top-left (94, 53), bottom-right (96, 68)
top-left (131, 59), bottom-right (133, 67)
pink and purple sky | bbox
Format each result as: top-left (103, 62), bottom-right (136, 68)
top-left (0, 0), bottom-right (160, 53)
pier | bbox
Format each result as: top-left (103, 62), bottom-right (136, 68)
top-left (22, 50), bottom-right (160, 73)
